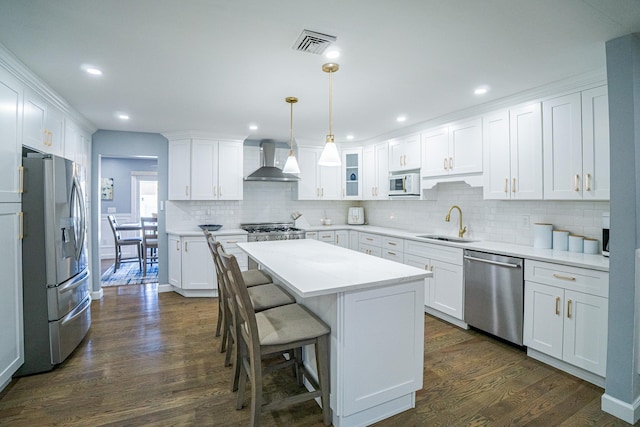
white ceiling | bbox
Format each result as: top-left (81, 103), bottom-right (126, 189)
top-left (0, 0), bottom-right (639, 145)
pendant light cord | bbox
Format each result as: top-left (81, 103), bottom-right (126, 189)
top-left (289, 100), bottom-right (294, 155)
top-left (328, 69), bottom-right (333, 140)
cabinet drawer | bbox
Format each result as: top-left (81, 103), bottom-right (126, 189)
top-left (217, 235), bottom-right (247, 250)
top-left (359, 243), bottom-right (382, 257)
top-left (360, 232), bottom-right (382, 246)
top-left (318, 231), bottom-right (335, 243)
top-left (305, 231), bottom-right (318, 239)
top-left (404, 239), bottom-right (463, 265)
top-left (525, 260), bottom-right (608, 297)
top-left (382, 248), bottom-right (404, 263)
top-left (383, 236), bottom-right (403, 251)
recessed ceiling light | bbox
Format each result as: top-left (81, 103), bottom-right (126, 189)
top-left (474, 86), bottom-right (489, 95)
top-left (81, 64), bottom-right (103, 76)
top-left (396, 116), bottom-right (407, 122)
top-left (346, 134), bottom-right (354, 140)
top-left (325, 49), bottom-right (340, 59)
top-left (118, 114), bottom-right (130, 120)
top-left (249, 124), bottom-right (258, 131)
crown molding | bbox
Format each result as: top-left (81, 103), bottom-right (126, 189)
top-left (161, 130), bottom-right (249, 142)
top-left (0, 42), bottom-right (97, 134)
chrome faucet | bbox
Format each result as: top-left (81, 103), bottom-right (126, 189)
top-left (445, 205), bottom-right (467, 238)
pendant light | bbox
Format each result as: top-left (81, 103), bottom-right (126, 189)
top-left (318, 63), bottom-right (341, 166)
top-left (282, 96), bottom-right (301, 174)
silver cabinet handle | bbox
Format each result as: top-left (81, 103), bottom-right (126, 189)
top-left (449, 157), bottom-right (453, 170)
top-left (443, 158), bottom-right (448, 170)
top-left (184, 241), bottom-right (189, 252)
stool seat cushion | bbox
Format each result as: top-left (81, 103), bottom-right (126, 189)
top-left (242, 269), bottom-right (272, 287)
top-left (247, 284), bottom-right (295, 312)
top-left (255, 303), bottom-right (330, 346)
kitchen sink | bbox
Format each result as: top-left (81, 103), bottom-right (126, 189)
top-left (416, 234), bottom-right (477, 243)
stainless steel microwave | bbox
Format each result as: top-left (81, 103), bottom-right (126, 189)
top-left (389, 173), bottom-right (420, 196)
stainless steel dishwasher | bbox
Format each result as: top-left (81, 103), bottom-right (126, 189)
top-left (463, 250), bottom-right (524, 346)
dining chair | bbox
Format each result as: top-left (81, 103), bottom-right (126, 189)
top-left (219, 250), bottom-right (331, 427)
top-left (107, 215), bottom-right (142, 272)
top-left (140, 217), bottom-right (158, 276)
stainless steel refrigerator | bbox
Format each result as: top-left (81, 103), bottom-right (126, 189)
top-left (16, 153), bottom-right (91, 376)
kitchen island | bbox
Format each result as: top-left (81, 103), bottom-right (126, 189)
top-left (236, 239), bottom-right (432, 427)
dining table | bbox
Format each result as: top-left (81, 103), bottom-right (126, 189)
top-left (236, 239), bottom-right (432, 427)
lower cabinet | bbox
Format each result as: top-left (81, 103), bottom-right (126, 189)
top-left (403, 239), bottom-right (464, 322)
top-left (523, 260), bottom-right (608, 380)
top-left (335, 230), bottom-right (349, 248)
top-left (168, 233), bottom-right (247, 296)
top-left (358, 232), bottom-right (382, 256)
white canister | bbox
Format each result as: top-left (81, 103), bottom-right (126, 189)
top-left (533, 223), bottom-right (553, 249)
top-left (583, 238), bottom-right (599, 254)
top-left (552, 230), bottom-right (569, 251)
top-left (568, 235), bottom-right (584, 253)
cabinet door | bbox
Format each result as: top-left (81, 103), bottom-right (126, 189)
top-left (483, 110), bottom-right (511, 200)
top-left (23, 89), bottom-right (46, 152)
top-left (335, 230), bottom-right (349, 248)
top-left (0, 68), bottom-right (22, 203)
top-left (342, 149), bottom-right (362, 200)
top-left (319, 163), bottom-right (341, 200)
top-left (523, 281), bottom-right (563, 360)
top-left (181, 237), bottom-right (215, 290)
top-left (563, 290), bottom-right (608, 376)
top-left (374, 142), bottom-right (389, 199)
top-left (449, 118), bottom-right (482, 175)
top-left (217, 141), bottom-right (243, 200)
top-left (429, 260), bottom-right (463, 320)
top-left (190, 139), bottom-right (217, 200)
top-left (318, 230), bottom-right (335, 244)
top-left (297, 147), bottom-right (320, 200)
top-left (362, 146), bottom-right (376, 200)
top-left (389, 134), bottom-right (420, 172)
top-left (403, 253), bottom-right (431, 306)
top-left (45, 104), bottom-right (65, 157)
top-left (421, 126), bottom-right (449, 177)
top-left (510, 103), bottom-right (543, 199)
top-left (581, 85), bottom-right (610, 200)
top-left (168, 235), bottom-right (182, 287)
top-left (168, 139), bottom-right (191, 200)
top-left (543, 93), bottom-right (583, 200)
top-left (0, 204), bottom-right (23, 388)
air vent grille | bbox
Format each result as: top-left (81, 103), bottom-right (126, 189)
top-left (292, 30), bottom-right (336, 54)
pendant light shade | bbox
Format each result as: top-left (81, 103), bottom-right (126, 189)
top-left (318, 63), bottom-right (341, 166)
top-left (282, 96), bottom-right (301, 174)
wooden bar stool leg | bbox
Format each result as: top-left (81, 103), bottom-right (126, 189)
top-left (317, 334), bottom-right (331, 426)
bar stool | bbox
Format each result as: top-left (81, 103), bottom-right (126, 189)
top-left (220, 250), bottom-right (331, 427)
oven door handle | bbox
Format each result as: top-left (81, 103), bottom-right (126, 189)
top-left (464, 255), bottom-right (521, 269)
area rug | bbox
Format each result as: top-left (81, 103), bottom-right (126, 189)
top-left (101, 262), bottom-right (158, 286)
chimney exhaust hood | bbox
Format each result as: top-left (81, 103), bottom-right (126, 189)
top-left (245, 140), bottom-right (300, 182)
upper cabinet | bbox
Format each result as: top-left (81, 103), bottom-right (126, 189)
top-left (363, 142), bottom-right (389, 200)
top-left (421, 118), bottom-right (482, 178)
top-left (297, 146), bottom-right (341, 200)
top-left (342, 148), bottom-right (362, 200)
top-left (543, 86), bottom-right (609, 200)
top-left (64, 118), bottom-right (92, 168)
top-left (23, 88), bottom-right (64, 157)
top-left (0, 67), bottom-right (23, 203)
top-left (168, 138), bottom-right (243, 200)
top-left (483, 103), bottom-right (543, 200)
top-left (388, 134), bottom-right (420, 172)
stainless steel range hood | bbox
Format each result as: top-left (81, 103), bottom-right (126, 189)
top-left (245, 140), bottom-right (300, 182)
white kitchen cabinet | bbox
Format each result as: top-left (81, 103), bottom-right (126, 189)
top-left (342, 148), bottom-right (362, 200)
top-left (484, 103), bottom-right (543, 200)
top-left (363, 142), bottom-right (389, 200)
top-left (388, 134), bottom-right (420, 172)
top-left (0, 203), bottom-right (23, 389)
top-left (168, 138), bottom-right (243, 201)
top-left (359, 232), bottom-right (383, 257)
top-left (63, 119), bottom-right (91, 168)
top-left (297, 147), bottom-right (341, 200)
top-left (0, 67), bottom-right (23, 203)
top-left (318, 230), bottom-right (335, 244)
top-left (168, 234), bottom-right (182, 288)
top-left (403, 239), bottom-right (464, 321)
top-left (335, 229), bottom-right (349, 248)
top-left (421, 118), bottom-right (482, 178)
top-left (543, 87), bottom-right (610, 200)
top-left (524, 260), bottom-right (608, 379)
top-left (23, 88), bottom-right (64, 157)
top-left (382, 236), bottom-right (403, 263)
top-left (305, 231), bottom-right (318, 240)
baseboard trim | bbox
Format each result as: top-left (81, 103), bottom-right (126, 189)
top-left (526, 348), bottom-right (605, 387)
top-left (424, 306), bottom-right (468, 330)
top-left (91, 288), bottom-right (104, 300)
top-left (601, 393), bottom-right (640, 424)
top-left (157, 284), bottom-right (174, 293)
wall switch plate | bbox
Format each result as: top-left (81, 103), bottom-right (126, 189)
top-left (521, 215), bottom-right (530, 228)
top-left (107, 207), bottom-right (116, 213)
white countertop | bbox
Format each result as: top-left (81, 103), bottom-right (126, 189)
top-left (166, 227), bottom-right (248, 237)
top-left (299, 224), bottom-right (609, 271)
top-left (237, 239), bottom-right (432, 298)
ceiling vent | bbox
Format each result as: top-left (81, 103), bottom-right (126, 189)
top-left (292, 30), bottom-right (336, 54)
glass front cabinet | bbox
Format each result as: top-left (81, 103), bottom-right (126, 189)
top-left (342, 148), bottom-right (362, 200)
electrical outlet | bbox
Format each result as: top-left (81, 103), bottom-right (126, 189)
top-left (521, 215), bottom-right (530, 228)
top-left (107, 207), bottom-right (116, 213)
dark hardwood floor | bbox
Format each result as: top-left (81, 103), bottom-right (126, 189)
top-left (0, 284), bottom-right (631, 426)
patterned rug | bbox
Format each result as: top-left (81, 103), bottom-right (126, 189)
top-left (101, 261), bottom-right (158, 286)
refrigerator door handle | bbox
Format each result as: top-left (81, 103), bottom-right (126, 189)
top-left (58, 269), bottom-right (90, 294)
top-left (70, 174), bottom-right (86, 262)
